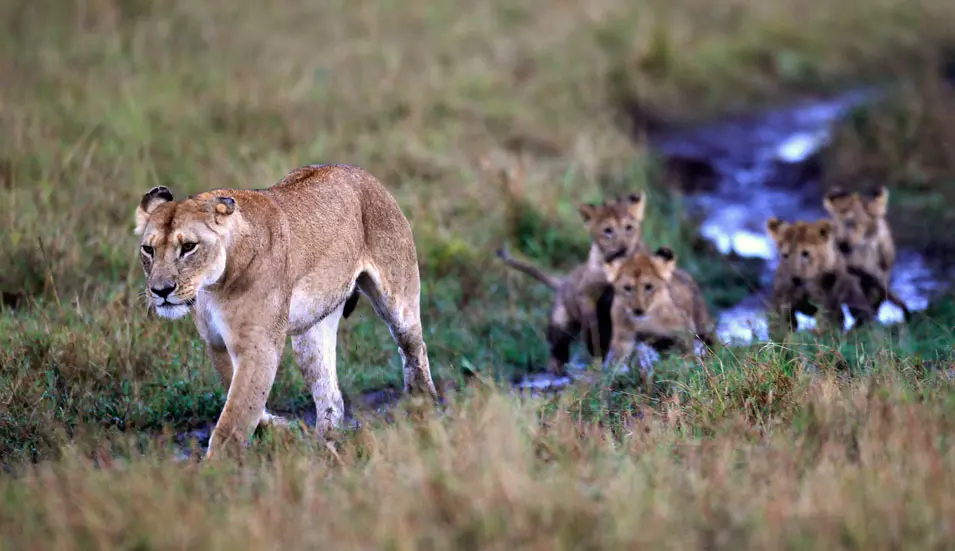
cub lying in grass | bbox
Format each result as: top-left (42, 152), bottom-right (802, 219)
top-left (497, 193), bottom-right (647, 374)
top-left (766, 217), bottom-right (877, 339)
top-left (601, 246), bottom-right (716, 374)
top-left (822, 186), bottom-right (911, 321)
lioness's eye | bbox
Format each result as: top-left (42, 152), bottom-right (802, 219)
top-left (644, 283), bottom-right (653, 292)
top-left (603, 227), bottom-right (614, 236)
top-left (781, 252), bottom-right (790, 259)
top-left (180, 242), bottom-right (197, 255)
top-left (845, 221), bottom-right (856, 230)
top-left (624, 224), bottom-right (634, 232)
top-left (141, 245), bottom-right (154, 256)
top-left (801, 250), bottom-right (810, 259)
top-left (622, 284), bottom-right (633, 293)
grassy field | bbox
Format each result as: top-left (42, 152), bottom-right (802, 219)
top-left (2, 0), bottom-right (955, 548)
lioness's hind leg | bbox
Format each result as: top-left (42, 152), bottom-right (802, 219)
top-left (357, 270), bottom-right (438, 399)
top-left (291, 302), bottom-right (346, 436)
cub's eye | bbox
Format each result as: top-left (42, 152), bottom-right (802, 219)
top-left (845, 221), bottom-right (857, 230)
top-left (180, 242), bottom-right (197, 255)
top-left (622, 284), bottom-right (633, 293)
top-left (801, 250), bottom-right (810, 259)
top-left (603, 227), bottom-right (614, 236)
top-left (624, 224), bottom-right (634, 232)
top-left (644, 283), bottom-right (654, 292)
top-left (141, 245), bottom-right (154, 256)
top-left (781, 252), bottom-right (790, 259)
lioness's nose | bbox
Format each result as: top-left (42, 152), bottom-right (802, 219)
top-left (838, 241), bottom-right (852, 254)
top-left (150, 283), bottom-right (177, 299)
top-left (791, 276), bottom-right (803, 287)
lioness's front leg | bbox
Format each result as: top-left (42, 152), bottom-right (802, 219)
top-left (201, 328), bottom-right (288, 429)
top-left (207, 322), bottom-right (286, 459)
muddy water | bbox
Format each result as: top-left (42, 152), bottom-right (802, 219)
top-left (652, 88), bottom-right (945, 344)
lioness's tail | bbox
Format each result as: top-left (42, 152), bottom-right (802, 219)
top-left (496, 246), bottom-right (561, 290)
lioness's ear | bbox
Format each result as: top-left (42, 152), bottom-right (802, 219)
top-left (134, 186), bottom-right (174, 235)
top-left (652, 246), bottom-right (677, 280)
top-left (209, 196), bottom-right (236, 222)
top-left (816, 220), bottom-right (833, 240)
top-left (624, 192), bottom-right (646, 219)
top-left (865, 186), bottom-right (888, 218)
top-left (578, 203), bottom-right (599, 223)
top-left (603, 256), bottom-right (626, 282)
top-left (822, 188), bottom-right (848, 215)
top-left (766, 217), bottom-right (788, 243)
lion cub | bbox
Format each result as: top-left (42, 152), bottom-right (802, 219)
top-left (601, 247), bottom-right (716, 370)
top-left (497, 193), bottom-right (647, 374)
top-left (823, 186), bottom-right (911, 320)
top-left (766, 218), bottom-right (876, 338)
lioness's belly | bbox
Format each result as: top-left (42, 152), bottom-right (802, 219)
top-left (286, 275), bottom-right (358, 336)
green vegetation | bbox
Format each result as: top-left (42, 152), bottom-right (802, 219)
top-left (2, 0), bottom-right (955, 547)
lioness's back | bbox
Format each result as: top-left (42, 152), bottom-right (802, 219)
top-left (264, 164), bottom-right (417, 273)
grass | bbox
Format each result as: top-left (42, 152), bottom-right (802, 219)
top-left (2, 0), bottom-right (955, 547)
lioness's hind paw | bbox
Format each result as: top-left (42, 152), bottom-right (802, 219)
top-left (259, 411), bottom-right (291, 427)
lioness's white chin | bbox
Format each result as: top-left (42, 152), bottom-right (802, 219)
top-left (154, 303), bottom-right (192, 319)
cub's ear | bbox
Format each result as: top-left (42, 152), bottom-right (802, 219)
top-left (602, 256), bottom-right (626, 282)
top-left (815, 220), bottom-right (834, 240)
top-left (623, 191), bottom-right (646, 219)
top-left (578, 202), bottom-right (600, 224)
top-left (822, 187), bottom-right (849, 215)
top-left (865, 186), bottom-right (889, 218)
top-left (765, 217), bottom-right (788, 242)
top-left (134, 186), bottom-right (174, 235)
top-left (652, 246), bottom-right (677, 280)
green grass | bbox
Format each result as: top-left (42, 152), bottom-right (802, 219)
top-left (2, 0), bottom-right (955, 547)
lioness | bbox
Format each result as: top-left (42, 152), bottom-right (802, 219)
top-left (601, 247), bottom-right (716, 371)
top-left (134, 164), bottom-right (438, 458)
top-left (766, 217), bottom-right (876, 338)
top-left (822, 186), bottom-right (911, 320)
top-left (497, 193), bottom-right (647, 374)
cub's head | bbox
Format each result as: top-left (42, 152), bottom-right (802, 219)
top-left (578, 192), bottom-right (647, 263)
top-left (822, 187), bottom-right (888, 254)
top-left (603, 246), bottom-right (677, 322)
top-left (133, 186), bottom-right (237, 319)
top-left (766, 218), bottom-right (838, 286)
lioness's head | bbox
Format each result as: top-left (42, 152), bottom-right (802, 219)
top-left (603, 246), bottom-right (677, 322)
top-left (766, 218), bottom-right (838, 286)
top-left (822, 186), bottom-right (888, 254)
top-left (578, 192), bottom-right (647, 263)
top-left (133, 186), bottom-right (237, 319)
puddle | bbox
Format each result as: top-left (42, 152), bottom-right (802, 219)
top-left (650, 88), bottom-right (947, 344)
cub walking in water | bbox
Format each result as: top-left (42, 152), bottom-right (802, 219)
top-left (822, 186), bottom-right (911, 321)
top-left (766, 217), bottom-right (876, 338)
top-left (601, 247), bottom-right (716, 373)
top-left (134, 164), bottom-right (438, 459)
top-left (497, 193), bottom-right (647, 374)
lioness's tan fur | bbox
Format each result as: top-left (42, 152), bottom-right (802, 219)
top-left (601, 247), bottom-right (715, 372)
top-left (134, 164), bottom-right (437, 459)
top-left (823, 186), bottom-right (910, 320)
top-left (497, 194), bottom-right (647, 374)
top-left (766, 218), bottom-right (876, 338)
